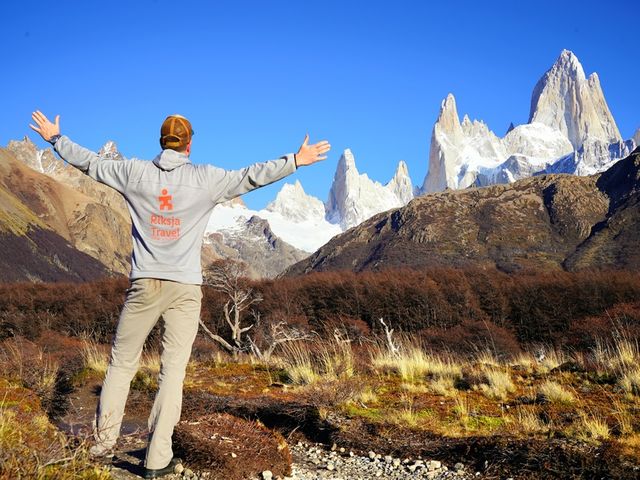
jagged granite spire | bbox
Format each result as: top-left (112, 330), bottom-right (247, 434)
top-left (529, 49), bottom-right (622, 149)
top-left (325, 149), bottom-right (408, 229)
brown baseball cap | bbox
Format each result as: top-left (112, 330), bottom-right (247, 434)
top-left (160, 114), bottom-right (194, 150)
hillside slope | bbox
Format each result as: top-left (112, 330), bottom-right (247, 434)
top-left (284, 148), bottom-right (640, 275)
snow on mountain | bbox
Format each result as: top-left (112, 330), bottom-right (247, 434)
top-left (203, 215), bottom-right (309, 278)
top-left (7, 136), bottom-right (60, 175)
top-left (422, 50), bottom-right (634, 193)
top-left (422, 94), bottom-right (506, 192)
top-left (265, 179), bottom-right (325, 223)
top-left (206, 203), bottom-right (341, 253)
top-left (98, 140), bottom-right (125, 160)
top-left (325, 149), bottom-right (414, 230)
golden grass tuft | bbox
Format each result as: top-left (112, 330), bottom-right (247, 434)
top-left (511, 406), bottom-right (547, 434)
top-left (574, 412), bottom-right (610, 442)
top-left (277, 337), bottom-right (355, 385)
top-left (538, 380), bottom-right (575, 405)
top-left (81, 340), bottom-right (109, 375)
top-left (479, 368), bottom-right (515, 401)
top-left (429, 376), bottom-right (458, 397)
top-left (371, 343), bottom-right (462, 384)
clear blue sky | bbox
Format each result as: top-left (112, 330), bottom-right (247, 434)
top-left (2, 0), bottom-right (639, 209)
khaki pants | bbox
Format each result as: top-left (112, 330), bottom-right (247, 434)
top-left (94, 278), bottom-right (202, 469)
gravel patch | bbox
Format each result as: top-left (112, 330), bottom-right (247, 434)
top-left (285, 441), bottom-right (481, 480)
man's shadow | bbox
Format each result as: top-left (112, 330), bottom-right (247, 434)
top-left (111, 447), bottom-right (147, 477)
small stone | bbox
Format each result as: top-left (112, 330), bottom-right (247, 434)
top-left (349, 451), bottom-right (355, 457)
top-left (230, 452), bottom-right (237, 458)
top-left (392, 458), bottom-right (401, 467)
top-left (331, 443), bottom-right (337, 451)
top-left (375, 470), bottom-right (383, 477)
top-left (408, 465), bottom-right (417, 472)
top-left (339, 447), bottom-right (345, 453)
top-left (384, 455), bottom-right (393, 464)
top-left (455, 463), bottom-right (464, 471)
top-left (184, 468), bottom-right (194, 478)
top-left (368, 451), bottom-right (376, 459)
top-left (262, 471), bottom-right (273, 480)
top-left (326, 462), bottom-right (335, 471)
top-left (174, 463), bottom-right (184, 475)
top-left (426, 460), bottom-right (442, 471)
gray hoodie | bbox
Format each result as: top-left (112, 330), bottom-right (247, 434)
top-left (54, 135), bottom-right (297, 284)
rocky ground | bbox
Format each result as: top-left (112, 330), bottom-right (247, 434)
top-left (103, 434), bottom-right (481, 480)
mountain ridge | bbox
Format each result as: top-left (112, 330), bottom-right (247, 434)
top-left (283, 147), bottom-right (640, 276)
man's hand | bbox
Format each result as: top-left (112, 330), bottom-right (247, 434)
top-left (295, 134), bottom-right (330, 167)
top-left (29, 111), bottom-right (60, 142)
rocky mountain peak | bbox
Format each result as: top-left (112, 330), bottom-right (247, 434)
top-left (436, 94), bottom-right (463, 136)
top-left (326, 149), bottom-right (407, 229)
top-left (633, 128), bottom-right (640, 146)
top-left (387, 160), bottom-right (414, 205)
top-left (337, 148), bottom-right (358, 176)
top-left (98, 140), bottom-right (124, 160)
top-left (266, 179), bottom-right (325, 223)
top-left (529, 49), bottom-right (621, 149)
top-left (554, 49), bottom-right (587, 81)
top-left (7, 136), bottom-right (58, 174)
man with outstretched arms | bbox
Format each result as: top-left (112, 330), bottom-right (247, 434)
top-left (29, 110), bottom-right (330, 479)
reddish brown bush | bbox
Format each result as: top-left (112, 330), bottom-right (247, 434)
top-left (174, 413), bottom-right (291, 479)
top-left (1, 268), bottom-right (640, 355)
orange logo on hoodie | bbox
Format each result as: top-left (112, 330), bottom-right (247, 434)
top-left (159, 189), bottom-right (173, 211)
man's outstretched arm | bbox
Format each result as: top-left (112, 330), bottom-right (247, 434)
top-left (210, 134), bottom-right (331, 203)
top-left (30, 110), bottom-right (132, 193)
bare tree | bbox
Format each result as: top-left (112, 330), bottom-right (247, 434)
top-left (379, 317), bottom-right (400, 357)
top-left (200, 259), bottom-right (262, 356)
top-left (247, 314), bottom-right (313, 362)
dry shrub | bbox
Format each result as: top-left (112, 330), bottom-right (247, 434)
top-left (0, 338), bottom-right (59, 413)
top-left (174, 413), bottom-right (291, 479)
top-left (420, 320), bottom-right (522, 357)
top-left (0, 379), bottom-right (110, 479)
top-left (2, 269), bottom-right (640, 356)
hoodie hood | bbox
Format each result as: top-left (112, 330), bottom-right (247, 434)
top-left (152, 149), bottom-right (191, 171)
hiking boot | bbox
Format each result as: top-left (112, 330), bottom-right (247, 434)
top-left (89, 443), bottom-right (114, 460)
top-left (144, 457), bottom-right (182, 479)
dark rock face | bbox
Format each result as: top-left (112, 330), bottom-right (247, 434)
top-left (284, 149), bottom-right (640, 276)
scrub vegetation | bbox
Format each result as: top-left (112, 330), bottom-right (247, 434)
top-left (1, 267), bottom-right (640, 477)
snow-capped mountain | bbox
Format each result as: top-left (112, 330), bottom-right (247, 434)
top-left (265, 179), bottom-right (325, 223)
top-left (206, 200), bottom-right (342, 254)
top-left (203, 215), bottom-right (309, 279)
top-left (325, 149), bottom-right (414, 230)
top-left (422, 50), bottom-right (637, 193)
top-left (529, 49), bottom-right (621, 148)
